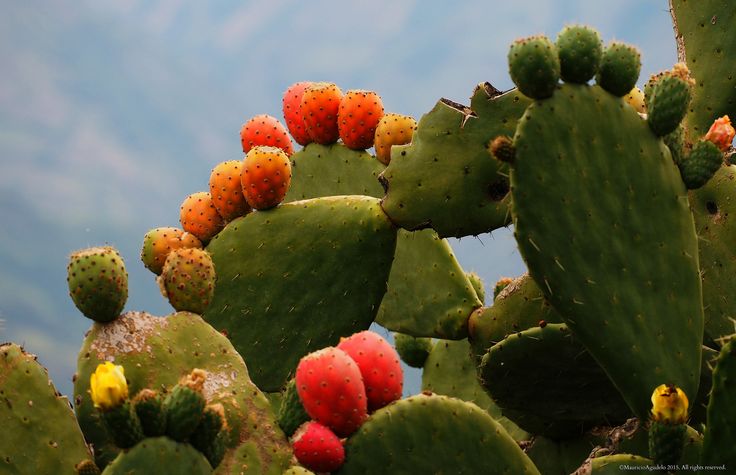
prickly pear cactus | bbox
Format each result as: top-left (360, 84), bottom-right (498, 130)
top-left (701, 338), bottom-right (736, 466)
top-left (0, 343), bottom-right (92, 475)
top-left (74, 311), bottom-right (292, 473)
top-left (101, 437), bottom-right (211, 475)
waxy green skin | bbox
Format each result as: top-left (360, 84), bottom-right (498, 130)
top-left (100, 437), bottom-right (211, 475)
top-left (701, 338), bottom-right (736, 467)
top-left (67, 246), bottom-right (128, 323)
top-left (0, 343), bottom-right (92, 475)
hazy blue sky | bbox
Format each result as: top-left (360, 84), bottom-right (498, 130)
top-left (0, 1), bottom-right (679, 398)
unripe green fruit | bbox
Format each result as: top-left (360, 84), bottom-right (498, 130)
top-left (132, 389), bottom-right (166, 437)
top-left (394, 333), bottom-right (434, 368)
top-left (556, 25), bottom-right (602, 83)
top-left (647, 75), bottom-right (691, 137)
top-left (649, 420), bottom-right (687, 466)
top-left (596, 42), bottom-right (641, 97)
top-left (67, 246), bottom-right (128, 322)
top-left (163, 382), bottom-right (206, 442)
top-left (465, 272), bottom-right (485, 303)
top-left (277, 379), bottom-right (310, 437)
top-left (678, 140), bottom-right (724, 189)
top-left (100, 401), bottom-right (143, 449)
top-left (508, 35), bottom-right (560, 99)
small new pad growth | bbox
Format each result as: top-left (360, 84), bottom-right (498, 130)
top-left (465, 271), bottom-right (486, 303)
top-left (647, 73), bottom-right (692, 137)
top-left (508, 35), bottom-right (561, 99)
top-left (596, 41), bottom-right (641, 97)
top-left (678, 140), bottom-right (724, 189)
top-left (132, 389), bottom-right (166, 437)
top-left (393, 333), bottom-right (433, 368)
top-left (158, 248), bottom-right (216, 314)
top-left (67, 246), bottom-right (128, 323)
top-left (556, 25), bottom-right (602, 83)
top-left (163, 369), bottom-right (207, 442)
top-left (277, 379), bottom-right (311, 437)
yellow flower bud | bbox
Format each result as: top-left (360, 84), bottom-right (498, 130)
top-left (90, 362), bottom-right (129, 411)
top-left (651, 384), bottom-right (688, 424)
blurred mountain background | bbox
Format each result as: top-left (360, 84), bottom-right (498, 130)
top-left (0, 0), bottom-right (677, 399)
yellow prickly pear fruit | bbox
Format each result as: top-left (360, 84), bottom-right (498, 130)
top-left (624, 87), bottom-right (646, 114)
top-left (374, 113), bottom-right (417, 165)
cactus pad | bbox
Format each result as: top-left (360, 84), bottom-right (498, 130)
top-left (701, 338), bottom-right (736, 466)
top-left (0, 343), bottom-right (92, 475)
top-left (337, 394), bottom-right (540, 474)
top-left (100, 437), bottom-right (211, 475)
top-left (204, 196), bottom-right (397, 391)
top-left (379, 83), bottom-right (530, 237)
top-left (510, 82), bottom-right (703, 417)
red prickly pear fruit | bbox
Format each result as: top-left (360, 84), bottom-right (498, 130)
top-left (179, 192), bottom-right (225, 243)
top-left (291, 421), bottom-right (345, 473)
top-left (338, 90), bottom-right (385, 150)
top-left (241, 145), bottom-right (292, 210)
top-left (239, 114), bottom-right (294, 156)
top-left (337, 330), bottom-right (403, 412)
top-left (141, 227), bottom-right (202, 275)
top-left (282, 82), bottom-right (313, 146)
top-left (374, 113), bottom-right (417, 165)
top-left (209, 160), bottom-right (251, 222)
top-left (300, 82), bottom-right (343, 145)
top-left (295, 347), bottom-right (368, 437)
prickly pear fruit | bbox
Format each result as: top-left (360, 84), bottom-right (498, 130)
top-left (624, 87), bottom-right (646, 113)
top-left (493, 276), bottom-right (514, 300)
top-left (241, 145), bottom-right (292, 210)
top-left (132, 389), bottom-right (166, 437)
top-left (596, 41), bottom-right (641, 96)
top-left (209, 160), bottom-right (251, 222)
top-left (489, 135), bottom-right (515, 164)
top-left (555, 25), bottom-right (602, 83)
top-left (141, 227), bottom-right (202, 275)
top-left (465, 271), bottom-right (486, 303)
top-left (301, 82), bottom-right (343, 144)
top-left (277, 378), bottom-right (310, 437)
top-left (295, 347), bottom-right (368, 437)
top-left (99, 402), bottom-right (144, 449)
top-left (158, 248), bottom-right (216, 314)
top-left (190, 403), bottom-right (226, 467)
top-left (705, 115), bottom-right (735, 151)
top-left (240, 114), bottom-right (294, 156)
top-left (678, 140), bottom-right (724, 189)
top-left (393, 333), bottom-right (433, 368)
top-left (291, 421), bottom-right (345, 473)
top-left (338, 90), bottom-right (384, 150)
top-left (647, 72), bottom-right (692, 137)
top-left (283, 81), bottom-right (314, 146)
top-left (179, 191), bottom-right (225, 243)
top-left (508, 35), bottom-right (560, 99)
top-left (649, 385), bottom-right (689, 466)
top-left (75, 459), bottom-right (101, 475)
top-left (373, 113), bottom-right (417, 165)
top-left (163, 369), bottom-right (207, 442)
top-left (337, 331), bottom-right (403, 412)
top-left (67, 246), bottom-right (128, 323)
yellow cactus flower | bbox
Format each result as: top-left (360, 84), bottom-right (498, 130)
top-left (651, 384), bottom-right (688, 424)
top-left (90, 362), bottom-right (129, 410)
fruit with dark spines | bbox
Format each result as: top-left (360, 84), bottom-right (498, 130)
top-left (508, 35), bottom-right (560, 99)
top-left (141, 227), bottom-right (202, 276)
top-left (67, 246), bottom-right (128, 323)
top-left (131, 389), bottom-right (165, 437)
top-left (596, 41), bottom-right (641, 96)
top-left (189, 404), bottom-right (226, 462)
top-left (291, 421), bottom-right (345, 473)
top-left (277, 379), bottom-right (310, 437)
top-left (488, 135), bottom-right (515, 163)
top-left (282, 81), bottom-right (314, 146)
top-left (338, 89), bottom-right (384, 150)
top-left (208, 160), bottom-right (251, 222)
top-left (241, 145), bottom-right (292, 210)
top-left (295, 347), bottom-right (368, 437)
top-left (555, 25), bottom-right (602, 83)
top-left (647, 74), bottom-right (692, 137)
top-left (465, 271), bottom-right (485, 303)
top-left (163, 369), bottom-right (207, 442)
top-left (678, 140), bottom-right (724, 189)
top-left (179, 191), bottom-right (225, 243)
top-left (240, 114), bottom-right (294, 156)
top-left (393, 333), bottom-right (433, 368)
top-left (624, 87), bottom-right (646, 113)
top-left (301, 82), bottom-right (343, 144)
top-left (337, 330), bottom-right (403, 412)
top-left (158, 248), bottom-right (215, 314)
top-left (374, 113), bottom-right (417, 164)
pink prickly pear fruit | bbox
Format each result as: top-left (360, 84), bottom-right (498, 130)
top-left (291, 421), bottom-right (345, 473)
top-left (295, 347), bottom-right (367, 437)
top-left (337, 330), bottom-right (403, 412)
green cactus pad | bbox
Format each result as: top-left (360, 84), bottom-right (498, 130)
top-left (510, 83), bottom-right (703, 418)
top-left (204, 196), bottom-right (396, 391)
top-left (701, 338), bottom-right (736, 466)
top-left (284, 143), bottom-right (385, 200)
top-left (0, 343), bottom-right (92, 475)
top-left (277, 379), bottom-right (310, 437)
top-left (74, 311), bottom-right (291, 473)
top-left (555, 25), bottom-right (602, 84)
top-left (393, 333), bottom-right (433, 368)
top-left (525, 435), bottom-right (605, 475)
top-left (67, 246), bottom-right (128, 323)
top-left (679, 140), bottom-right (723, 190)
top-left (421, 339), bottom-right (528, 441)
top-left (690, 165), bottom-right (736, 345)
top-left (468, 274), bottom-right (563, 362)
top-left (647, 75), bottom-right (691, 137)
top-left (588, 454), bottom-right (652, 473)
top-left (671, 0), bottom-right (736, 136)
top-left (508, 35), bottom-right (561, 99)
top-left (479, 324), bottom-right (631, 438)
top-left (336, 394), bottom-right (540, 474)
top-left (100, 437), bottom-right (211, 475)
top-left (190, 406), bottom-right (226, 465)
top-left (595, 42), bottom-right (641, 97)
top-left (465, 272), bottom-right (486, 303)
top-left (379, 83), bottom-right (530, 237)
top-left (376, 229), bottom-right (482, 339)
